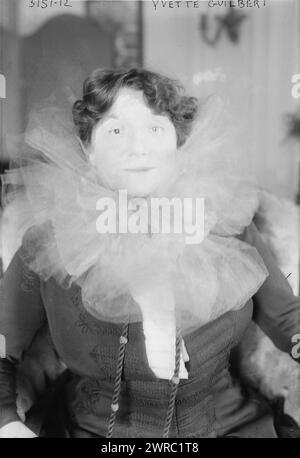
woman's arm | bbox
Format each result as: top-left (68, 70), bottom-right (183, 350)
top-left (238, 222), bottom-right (300, 361)
top-left (0, 243), bottom-right (46, 431)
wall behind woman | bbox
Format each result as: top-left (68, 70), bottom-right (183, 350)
top-left (143, 0), bottom-right (300, 203)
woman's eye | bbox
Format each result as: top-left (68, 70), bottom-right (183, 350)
top-left (108, 128), bottom-right (121, 135)
top-left (151, 126), bottom-right (163, 133)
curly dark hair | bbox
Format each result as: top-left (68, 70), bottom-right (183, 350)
top-left (72, 67), bottom-right (199, 148)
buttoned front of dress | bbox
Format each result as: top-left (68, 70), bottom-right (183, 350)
top-left (39, 275), bottom-right (274, 438)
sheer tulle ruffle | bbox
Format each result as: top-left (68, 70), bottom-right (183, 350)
top-left (2, 100), bottom-right (269, 334)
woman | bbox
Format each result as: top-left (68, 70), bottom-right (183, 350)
top-left (0, 67), bottom-right (299, 438)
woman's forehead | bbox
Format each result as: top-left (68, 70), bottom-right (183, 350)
top-left (109, 88), bottom-right (158, 118)
top-left (113, 87), bottom-right (145, 106)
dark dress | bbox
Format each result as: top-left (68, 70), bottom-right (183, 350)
top-left (0, 222), bottom-right (299, 437)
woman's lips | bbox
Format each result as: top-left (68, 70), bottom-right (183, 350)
top-left (124, 167), bottom-right (155, 173)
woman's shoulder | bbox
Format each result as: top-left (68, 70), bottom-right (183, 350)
top-left (22, 222), bottom-right (54, 247)
top-left (20, 222), bottom-right (54, 263)
top-left (19, 222), bottom-right (61, 282)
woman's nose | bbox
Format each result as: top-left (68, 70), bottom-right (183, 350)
top-left (129, 132), bottom-right (148, 157)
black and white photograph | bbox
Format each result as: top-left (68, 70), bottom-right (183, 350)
top-left (0, 0), bottom-right (300, 441)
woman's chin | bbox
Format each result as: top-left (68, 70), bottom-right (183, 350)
top-left (125, 186), bottom-right (155, 198)
top-left (121, 175), bottom-right (174, 198)
top-left (121, 180), bottom-right (162, 198)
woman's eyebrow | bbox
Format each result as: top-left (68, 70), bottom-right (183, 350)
top-left (98, 114), bottom-right (119, 126)
top-left (106, 114), bottom-right (119, 120)
top-left (152, 113), bottom-right (169, 121)
top-left (103, 113), bottom-right (119, 121)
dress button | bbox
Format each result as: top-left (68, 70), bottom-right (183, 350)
top-left (111, 403), bottom-right (119, 413)
top-left (120, 336), bottom-right (128, 345)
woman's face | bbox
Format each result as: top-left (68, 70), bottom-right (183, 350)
top-left (88, 87), bottom-right (178, 197)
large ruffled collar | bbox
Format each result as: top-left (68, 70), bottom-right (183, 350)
top-left (3, 100), bottom-right (268, 335)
